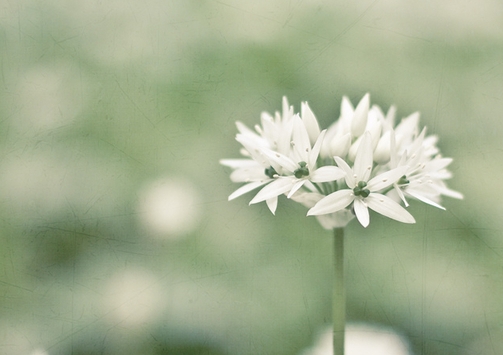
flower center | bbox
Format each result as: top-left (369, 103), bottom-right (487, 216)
top-left (294, 161), bottom-right (310, 179)
top-left (264, 166), bottom-right (278, 179)
top-left (397, 175), bottom-right (410, 186)
top-left (353, 181), bottom-right (370, 198)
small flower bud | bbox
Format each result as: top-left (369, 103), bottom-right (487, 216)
top-left (351, 93), bottom-right (370, 137)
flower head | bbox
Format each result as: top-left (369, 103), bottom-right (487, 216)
top-left (221, 94), bottom-right (462, 229)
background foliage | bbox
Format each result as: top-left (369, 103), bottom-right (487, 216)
top-left (1, 1), bottom-right (502, 354)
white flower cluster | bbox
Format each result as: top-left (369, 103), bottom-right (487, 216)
top-left (220, 94), bottom-right (462, 228)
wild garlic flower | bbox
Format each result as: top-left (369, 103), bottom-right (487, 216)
top-left (307, 132), bottom-right (415, 228)
top-left (220, 94), bottom-right (462, 228)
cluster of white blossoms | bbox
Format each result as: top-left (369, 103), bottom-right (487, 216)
top-left (220, 94), bottom-right (462, 229)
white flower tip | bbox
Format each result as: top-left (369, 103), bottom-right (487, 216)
top-left (407, 218), bottom-right (416, 224)
top-left (351, 94), bottom-right (370, 137)
top-left (301, 101), bottom-right (321, 143)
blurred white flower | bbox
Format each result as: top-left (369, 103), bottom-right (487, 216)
top-left (104, 269), bottom-right (163, 327)
top-left (137, 177), bottom-right (201, 239)
top-left (301, 324), bottom-right (411, 355)
top-left (221, 94), bottom-right (462, 229)
top-left (9, 64), bottom-right (88, 135)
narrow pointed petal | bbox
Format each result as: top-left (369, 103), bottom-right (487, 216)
top-left (291, 114), bottom-right (311, 162)
top-left (351, 93), bottom-right (370, 137)
top-left (235, 121), bottom-right (257, 136)
top-left (250, 178), bottom-right (294, 204)
top-left (368, 119), bottom-right (382, 150)
top-left (308, 130), bottom-right (326, 169)
top-left (229, 181), bottom-right (269, 200)
top-left (354, 132), bottom-right (373, 182)
top-left (301, 101), bottom-right (321, 144)
top-left (394, 184), bottom-right (409, 207)
top-left (307, 189), bottom-right (354, 216)
top-left (282, 96), bottom-right (293, 121)
top-left (341, 96), bottom-right (354, 120)
top-left (353, 198), bottom-right (370, 227)
top-left (367, 166), bottom-right (408, 191)
top-left (385, 105), bottom-right (396, 127)
top-left (389, 130), bottom-right (398, 168)
top-left (439, 186), bottom-right (464, 199)
top-left (220, 159), bottom-right (259, 169)
top-left (287, 180), bottom-right (306, 198)
top-left (334, 156), bottom-right (356, 188)
top-left (348, 134), bottom-right (362, 162)
top-left (424, 158), bottom-right (453, 172)
top-left (373, 131), bottom-right (391, 165)
top-left (405, 190), bottom-right (445, 210)
top-left (266, 197), bottom-right (278, 214)
top-left (365, 193), bottom-right (416, 224)
top-left (261, 149), bottom-right (298, 173)
top-left (310, 166), bottom-right (346, 183)
top-left (229, 167), bottom-right (266, 183)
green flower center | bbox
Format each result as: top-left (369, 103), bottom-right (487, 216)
top-left (294, 161), bottom-right (310, 179)
top-left (353, 181), bottom-right (370, 198)
top-left (397, 175), bottom-right (409, 186)
top-left (264, 166), bottom-right (278, 179)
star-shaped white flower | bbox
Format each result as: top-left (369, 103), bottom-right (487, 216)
top-left (249, 115), bottom-right (346, 206)
top-left (307, 132), bottom-right (415, 228)
top-left (388, 128), bottom-right (463, 210)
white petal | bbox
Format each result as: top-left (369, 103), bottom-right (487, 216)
top-left (348, 133), bottom-right (362, 162)
top-left (440, 186), bottom-right (464, 199)
top-left (368, 119), bottom-right (382, 150)
top-left (365, 193), bottom-right (416, 224)
top-left (291, 114), bottom-right (311, 162)
top-left (250, 178), bottom-right (294, 204)
top-left (385, 105), bottom-right (396, 127)
top-left (398, 185), bottom-right (409, 206)
top-left (334, 156), bottom-right (356, 188)
top-left (406, 190), bottom-right (445, 210)
top-left (228, 181), bottom-right (269, 200)
top-left (367, 166), bottom-right (408, 191)
top-left (235, 121), bottom-right (257, 136)
top-left (341, 96), bottom-right (354, 120)
top-left (330, 132), bottom-right (351, 158)
top-left (373, 131), bottom-right (391, 164)
top-left (389, 130), bottom-right (398, 168)
top-left (287, 179), bottom-right (306, 198)
top-left (266, 197), bottom-right (278, 214)
top-left (308, 130), bottom-right (326, 169)
top-left (310, 166), bottom-right (346, 183)
top-left (351, 93), bottom-right (370, 137)
top-left (354, 132), bottom-right (373, 182)
top-left (301, 101), bottom-right (321, 144)
top-left (261, 149), bottom-right (298, 173)
top-left (307, 189), bottom-right (354, 216)
top-left (229, 168), bottom-right (266, 183)
top-left (353, 198), bottom-right (370, 227)
top-left (424, 157), bottom-right (453, 172)
top-left (282, 96), bottom-right (293, 121)
top-left (219, 159), bottom-right (258, 168)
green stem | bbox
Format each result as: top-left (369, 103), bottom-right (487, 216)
top-left (333, 227), bottom-right (345, 355)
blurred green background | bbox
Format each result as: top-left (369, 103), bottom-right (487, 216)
top-left (0, 1), bottom-right (502, 354)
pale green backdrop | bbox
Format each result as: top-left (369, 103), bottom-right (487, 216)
top-left (0, 1), bottom-right (501, 354)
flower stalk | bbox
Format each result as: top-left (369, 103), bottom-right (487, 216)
top-left (333, 227), bottom-right (345, 355)
top-left (219, 94), bottom-right (463, 355)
